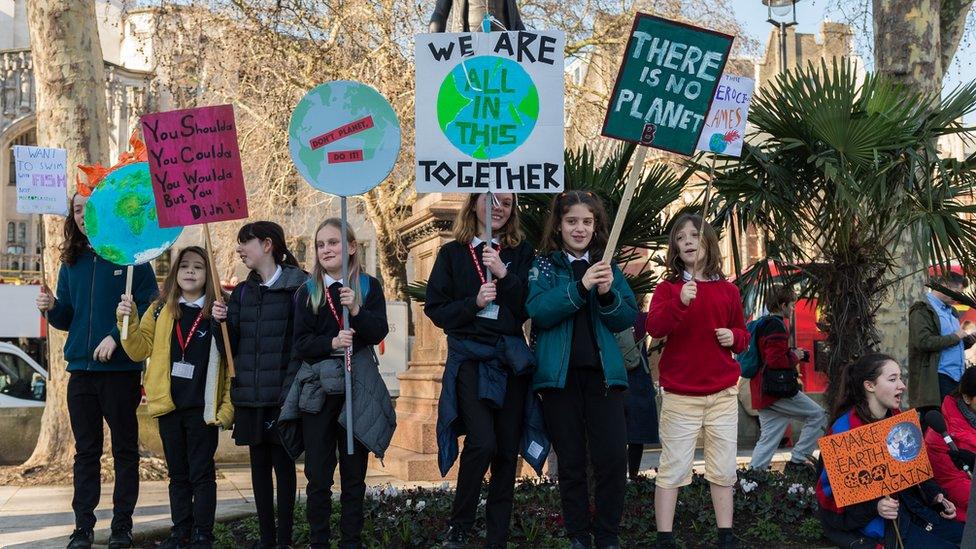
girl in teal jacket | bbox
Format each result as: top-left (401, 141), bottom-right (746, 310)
top-left (526, 190), bottom-right (637, 549)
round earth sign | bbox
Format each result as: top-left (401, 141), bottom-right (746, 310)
top-left (288, 81), bottom-right (402, 196)
top-left (85, 162), bottom-right (184, 265)
top-left (437, 56), bottom-right (539, 160)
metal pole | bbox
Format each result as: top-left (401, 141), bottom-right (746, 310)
top-left (779, 22), bottom-right (788, 73)
top-left (341, 196), bottom-right (353, 455)
top-left (485, 191), bottom-right (493, 284)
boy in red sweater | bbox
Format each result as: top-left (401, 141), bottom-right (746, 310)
top-left (647, 214), bottom-right (748, 549)
top-left (747, 285), bottom-right (825, 471)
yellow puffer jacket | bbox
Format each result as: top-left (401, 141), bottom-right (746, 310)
top-left (118, 300), bottom-right (234, 428)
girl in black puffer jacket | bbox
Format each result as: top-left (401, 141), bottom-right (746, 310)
top-left (213, 221), bottom-right (308, 549)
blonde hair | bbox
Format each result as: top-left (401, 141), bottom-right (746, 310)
top-left (452, 193), bottom-right (523, 248)
top-left (308, 218), bottom-right (364, 315)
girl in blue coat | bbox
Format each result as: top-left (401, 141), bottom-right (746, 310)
top-left (526, 190), bottom-right (638, 549)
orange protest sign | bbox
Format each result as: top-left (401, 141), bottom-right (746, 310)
top-left (818, 410), bottom-right (933, 507)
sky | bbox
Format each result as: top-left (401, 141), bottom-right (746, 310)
top-left (728, 0), bottom-right (976, 96)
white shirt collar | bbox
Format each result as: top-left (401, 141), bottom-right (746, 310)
top-left (260, 265), bottom-right (283, 288)
top-left (566, 251), bottom-right (590, 263)
top-left (324, 274), bottom-right (343, 287)
top-left (179, 295), bottom-right (207, 308)
top-left (471, 236), bottom-right (500, 248)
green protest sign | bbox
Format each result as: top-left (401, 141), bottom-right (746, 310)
top-left (602, 14), bottom-right (734, 156)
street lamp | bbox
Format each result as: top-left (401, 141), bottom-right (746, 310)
top-left (763, 0), bottom-right (801, 73)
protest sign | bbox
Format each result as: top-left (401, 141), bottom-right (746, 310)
top-left (818, 410), bottom-right (933, 508)
top-left (696, 74), bottom-right (754, 157)
top-left (13, 146), bottom-right (68, 215)
top-left (415, 30), bottom-right (565, 193)
top-left (141, 104), bottom-right (248, 228)
top-left (602, 14), bottom-right (733, 156)
top-left (289, 81), bottom-right (401, 197)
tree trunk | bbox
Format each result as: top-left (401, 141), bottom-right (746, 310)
top-left (19, 0), bottom-right (110, 475)
top-left (871, 0), bottom-right (974, 380)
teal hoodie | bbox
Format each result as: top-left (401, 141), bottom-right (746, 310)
top-left (526, 251), bottom-right (638, 391)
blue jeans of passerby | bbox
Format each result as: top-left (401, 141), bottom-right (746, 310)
top-left (749, 391), bottom-right (827, 470)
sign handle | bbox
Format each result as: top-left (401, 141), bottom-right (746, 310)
top-left (695, 154), bottom-right (717, 278)
top-left (341, 197), bottom-right (354, 455)
top-left (891, 518), bottom-right (905, 549)
top-left (204, 223), bottom-right (236, 377)
top-left (602, 145), bottom-right (648, 262)
top-left (38, 214), bottom-right (50, 321)
top-left (121, 265), bottom-right (134, 340)
top-left (485, 191), bottom-right (493, 284)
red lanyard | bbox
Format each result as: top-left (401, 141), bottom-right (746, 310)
top-left (325, 286), bottom-right (343, 329)
top-left (175, 308), bottom-right (206, 361)
top-left (468, 241), bottom-right (501, 285)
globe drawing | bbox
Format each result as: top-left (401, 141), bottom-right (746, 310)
top-left (437, 55), bottom-right (539, 160)
top-left (289, 80), bottom-right (402, 196)
top-left (885, 422), bottom-right (923, 463)
top-left (84, 162), bottom-right (184, 266)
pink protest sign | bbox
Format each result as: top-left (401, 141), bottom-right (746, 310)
top-left (141, 104), bottom-right (249, 228)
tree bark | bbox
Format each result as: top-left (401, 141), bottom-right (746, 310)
top-left (19, 0), bottom-right (110, 474)
top-left (871, 0), bottom-right (974, 377)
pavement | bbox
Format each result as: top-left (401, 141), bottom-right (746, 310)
top-left (0, 449), bottom-right (799, 548)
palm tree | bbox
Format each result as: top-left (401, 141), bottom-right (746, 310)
top-left (406, 144), bottom-right (691, 301)
top-left (709, 58), bottom-right (976, 408)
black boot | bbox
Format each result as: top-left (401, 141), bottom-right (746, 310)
top-left (443, 526), bottom-right (468, 549)
top-left (717, 528), bottom-right (737, 549)
top-left (107, 527), bottom-right (133, 549)
top-left (655, 531), bottom-right (676, 549)
top-left (66, 528), bottom-right (94, 549)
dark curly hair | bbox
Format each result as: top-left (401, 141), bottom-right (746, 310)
top-left (59, 193), bottom-right (90, 265)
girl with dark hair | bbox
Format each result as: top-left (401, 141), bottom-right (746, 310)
top-left (37, 190), bottom-right (158, 549)
top-left (527, 190), bottom-right (638, 549)
top-left (425, 193), bottom-right (537, 549)
top-left (211, 221), bottom-right (307, 548)
top-left (117, 246), bottom-right (233, 548)
top-left (817, 354), bottom-right (962, 548)
top-left (923, 366), bottom-right (976, 522)
top-left (646, 213), bottom-right (748, 549)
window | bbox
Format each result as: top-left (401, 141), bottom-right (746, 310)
top-left (0, 352), bottom-right (45, 402)
top-left (18, 223), bottom-right (26, 243)
top-left (6, 223), bottom-right (13, 244)
top-left (7, 129), bottom-right (37, 187)
top-left (11, 261), bottom-right (19, 271)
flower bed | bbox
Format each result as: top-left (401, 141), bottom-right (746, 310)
top-left (205, 468), bottom-right (826, 548)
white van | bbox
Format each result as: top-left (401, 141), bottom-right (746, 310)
top-left (0, 341), bottom-right (46, 407)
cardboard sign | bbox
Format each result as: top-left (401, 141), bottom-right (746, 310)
top-left (696, 74), bottom-right (754, 157)
top-left (141, 104), bottom-right (248, 228)
top-left (415, 30), bottom-right (565, 193)
top-left (818, 410), bottom-right (933, 507)
top-left (13, 146), bottom-right (68, 215)
top-left (602, 14), bottom-right (733, 156)
top-left (288, 80), bottom-right (402, 197)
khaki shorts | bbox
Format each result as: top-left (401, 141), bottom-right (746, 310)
top-left (655, 386), bottom-right (739, 489)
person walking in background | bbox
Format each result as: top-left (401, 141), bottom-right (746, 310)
top-left (748, 284), bottom-right (825, 473)
top-left (37, 184), bottom-right (157, 549)
top-left (647, 213), bottom-right (748, 549)
top-left (908, 271), bottom-right (976, 419)
top-left (527, 191), bottom-right (638, 549)
top-left (212, 221), bottom-right (307, 549)
top-left (117, 247), bottom-right (233, 549)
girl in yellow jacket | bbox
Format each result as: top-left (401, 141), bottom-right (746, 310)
top-left (117, 245), bottom-right (232, 549)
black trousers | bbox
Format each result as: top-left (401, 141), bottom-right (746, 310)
top-left (67, 370), bottom-right (141, 531)
top-left (158, 407), bottom-right (219, 537)
top-left (541, 368), bottom-right (627, 546)
top-left (302, 395), bottom-right (369, 548)
top-left (249, 442), bottom-right (296, 546)
top-left (450, 361), bottom-right (528, 544)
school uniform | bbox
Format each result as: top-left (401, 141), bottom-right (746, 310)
top-left (526, 250), bottom-right (638, 547)
top-left (119, 296), bottom-right (233, 545)
top-left (424, 238), bottom-right (535, 546)
top-left (292, 274), bottom-right (388, 549)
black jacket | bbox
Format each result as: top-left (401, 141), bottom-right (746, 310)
top-left (225, 264), bottom-right (309, 407)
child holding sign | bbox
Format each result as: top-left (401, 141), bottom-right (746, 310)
top-left (424, 193), bottom-right (536, 549)
top-left (289, 219), bottom-right (391, 549)
top-left (817, 354), bottom-right (962, 548)
top-left (36, 190), bottom-right (158, 549)
top-left (527, 191), bottom-right (638, 549)
top-left (212, 221), bottom-right (307, 549)
top-left (646, 214), bottom-right (747, 549)
top-left (116, 246), bottom-right (233, 549)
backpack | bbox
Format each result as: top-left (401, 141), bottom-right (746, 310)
top-left (737, 315), bottom-right (774, 379)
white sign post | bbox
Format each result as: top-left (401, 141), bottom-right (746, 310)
top-left (415, 30), bottom-right (566, 193)
top-left (13, 146), bottom-right (68, 216)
